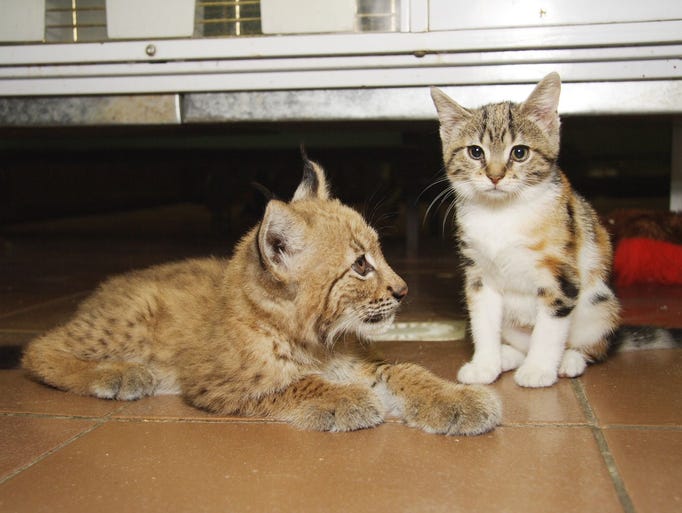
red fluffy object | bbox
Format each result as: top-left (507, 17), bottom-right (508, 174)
top-left (614, 237), bottom-right (682, 286)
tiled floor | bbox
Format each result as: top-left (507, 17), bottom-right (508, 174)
top-left (1, 204), bottom-right (681, 513)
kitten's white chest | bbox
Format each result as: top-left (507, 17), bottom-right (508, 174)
top-left (458, 204), bottom-right (538, 294)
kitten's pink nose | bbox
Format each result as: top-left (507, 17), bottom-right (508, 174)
top-left (488, 175), bottom-right (502, 185)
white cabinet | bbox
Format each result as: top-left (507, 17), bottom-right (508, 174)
top-left (429, 0), bottom-right (682, 31)
top-left (0, 0), bottom-right (679, 116)
top-left (0, 0), bottom-right (45, 42)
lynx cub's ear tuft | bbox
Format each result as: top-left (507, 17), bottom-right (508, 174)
top-left (292, 146), bottom-right (330, 202)
top-left (430, 87), bottom-right (474, 145)
top-left (257, 200), bottom-right (307, 280)
top-left (520, 72), bottom-right (561, 133)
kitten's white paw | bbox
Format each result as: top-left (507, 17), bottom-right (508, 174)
top-left (559, 349), bottom-right (587, 378)
top-left (457, 362), bottom-right (500, 385)
top-left (514, 364), bottom-right (558, 388)
top-left (500, 345), bottom-right (525, 372)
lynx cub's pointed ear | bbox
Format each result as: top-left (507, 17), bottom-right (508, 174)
top-left (257, 200), bottom-right (306, 280)
top-left (430, 87), bottom-right (473, 145)
top-left (521, 72), bottom-right (561, 133)
top-left (292, 147), bottom-right (330, 202)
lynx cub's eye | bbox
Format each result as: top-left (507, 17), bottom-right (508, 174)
top-left (467, 145), bottom-right (485, 160)
top-left (510, 145), bottom-right (530, 162)
top-left (352, 255), bottom-right (374, 277)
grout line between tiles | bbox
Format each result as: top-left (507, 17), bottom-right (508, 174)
top-left (0, 410), bottom-right (283, 425)
top-left (109, 417), bottom-right (287, 425)
top-left (571, 379), bottom-right (637, 513)
top-left (0, 401), bottom-right (137, 484)
top-left (500, 421), bottom-right (590, 428)
top-left (0, 291), bottom-right (89, 321)
top-left (0, 411), bottom-right (110, 422)
top-left (601, 424), bottom-right (682, 432)
top-left (0, 418), bottom-right (107, 486)
top-left (570, 379), bottom-right (598, 426)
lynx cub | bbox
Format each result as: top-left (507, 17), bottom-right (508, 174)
top-left (430, 73), bottom-right (622, 388)
top-left (23, 154), bottom-right (501, 435)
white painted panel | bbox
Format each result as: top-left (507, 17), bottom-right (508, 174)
top-left (261, 0), bottom-right (357, 34)
top-left (2, 46), bottom-right (680, 81)
top-left (2, 21), bottom-right (682, 66)
top-left (429, 0), bottom-right (682, 31)
top-left (106, 0), bottom-right (195, 39)
top-left (0, 0), bottom-right (45, 42)
top-left (1, 58), bottom-right (679, 97)
top-left (409, 0), bottom-right (429, 32)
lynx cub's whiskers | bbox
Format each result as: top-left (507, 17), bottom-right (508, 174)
top-left (23, 151), bottom-right (501, 435)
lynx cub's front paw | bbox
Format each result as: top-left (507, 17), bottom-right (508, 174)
top-left (403, 383), bottom-right (501, 436)
top-left (89, 363), bottom-right (156, 400)
top-left (514, 363), bottom-right (558, 388)
top-left (457, 361), bottom-right (501, 385)
top-left (293, 387), bottom-right (384, 432)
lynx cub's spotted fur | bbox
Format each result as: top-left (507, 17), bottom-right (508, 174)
top-left (23, 155), bottom-right (501, 435)
top-left (431, 73), bottom-right (621, 388)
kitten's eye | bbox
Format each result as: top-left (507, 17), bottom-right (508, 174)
top-left (467, 145), bottom-right (485, 160)
top-left (510, 145), bottom-right (530, 162)
top-left (352, 255), bottom-right (374, 277)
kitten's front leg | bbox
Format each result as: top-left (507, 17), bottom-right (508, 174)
top-left (458, 280), bottom-right (504, 385)
top-left (514, 308), bottom-right (570, 387)
top-left (515, 265), bottom-right (579, 387)
top-left (375, 362), bottom-right (501, 435)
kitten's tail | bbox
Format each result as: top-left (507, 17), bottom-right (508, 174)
top-left (612, 326), bottom-right (682, 352)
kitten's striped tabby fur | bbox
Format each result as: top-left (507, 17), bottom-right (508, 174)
top-left (23, 154), bottom-right (501, 434)
top-left (431, 73), bottom-right (632, 387)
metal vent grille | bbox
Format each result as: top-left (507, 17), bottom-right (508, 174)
top-left (41, 0), bottom-right (400, 43)
top-left (45, 0), bottom-right (107, 43)
top-left (195, 0), bottom-right (400, 38)
top-left (195, 0), bottom-right (262, 37)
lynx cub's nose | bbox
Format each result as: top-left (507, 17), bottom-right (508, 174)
top-left (390, 284), bottom-right (408, 302)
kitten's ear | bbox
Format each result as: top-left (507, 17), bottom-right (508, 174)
top-left (292, 146), bottom-right (330, 201)
top-left (257, 200), bottom-right (306, 281)
top-left (430, 87), bottom-right (473, 144)
top-left (521, 72), bottom-right (561, 133)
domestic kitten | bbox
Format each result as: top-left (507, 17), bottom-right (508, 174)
top-left (430, 73), bottom-right (623, 388)
top-left (23, 154), bottom-right (501, 434)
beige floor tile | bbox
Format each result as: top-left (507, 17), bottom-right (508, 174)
top-left (580, 349), bottom-right (682, 426)
top-left (378, 340), bottom-right (586, 425)
top-left (0, 289), bottom-right (78, 318)
top-left (0, 422), bottom-right (622, 513)
top-left (0, 370), bottom-right (124, 418)
top-left (0, 416), bottom-right (96, 481)
top-left (605, 428), bottom-right (682, 513)
top-left (0, 294), bottom-right (87, 332)
top-left (1, 204), bottom-right (680, 513)
top-left (0, 332), bottom-right (35, 348)
top-left (617, 284), bottom-right (682, 328)
top-left (394, 268), bottom-right (465, 322)
top-left (492, 373), bottom-right (587, 425)
top-left (112, 394), bottom-right (245, 421)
